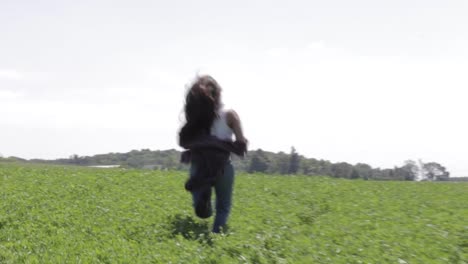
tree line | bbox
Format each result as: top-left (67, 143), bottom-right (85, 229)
top-left (242, 147), bottom-right (450, 181)
top-left (3, 147), bottom-right (451, 181)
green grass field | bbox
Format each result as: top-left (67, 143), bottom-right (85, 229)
top-left (0, 162), bottom-right (467, 263)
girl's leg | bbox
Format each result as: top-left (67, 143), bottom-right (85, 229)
top-left (213, 161), bottom-right (235, 233)
top-left (190, 163), bottom-right (212, 218)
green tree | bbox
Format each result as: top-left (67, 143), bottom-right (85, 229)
top-left (248, 149), bottom-right (270, 173)
top-left (331, 162), bottom-right (353, 178)
top-left (350, 169), bottom-right (360, 179)
top-left (269, 152), bottom-right (290, 174)
top-left (422, 162), bottom-right (450, 181)
top-left (399, 160), bottom-right (419, 181)
top-left (354, 163), bottom-right (373, 180)
top-left (300, 159), bottom-right (319, 175)
top-left (288, 147), bottom-right (300, 174)
top-left (317, 160), bottom-right (333, 176)
top-left (126, 156), bottom-right (145, 168)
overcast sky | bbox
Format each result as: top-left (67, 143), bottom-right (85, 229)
top-left (1, 0), bottom-right (467, 176)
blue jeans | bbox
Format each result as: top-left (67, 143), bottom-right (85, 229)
top-left (190, 161), bottom-right (235, 233)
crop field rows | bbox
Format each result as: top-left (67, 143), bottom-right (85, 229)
top-left (1, 163), bottom-right (467, 263)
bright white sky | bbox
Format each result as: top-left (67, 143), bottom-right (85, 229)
top-left (1, 0), bottom-right (467, 176)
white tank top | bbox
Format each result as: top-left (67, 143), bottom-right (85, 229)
top-left (210, 109), bottom-right (234, 141)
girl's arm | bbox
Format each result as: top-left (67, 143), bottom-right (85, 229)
top-left (226, 110), bottom-right (247, 143)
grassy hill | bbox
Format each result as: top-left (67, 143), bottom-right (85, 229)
top-left (0, 162), bottom-right (466, 263)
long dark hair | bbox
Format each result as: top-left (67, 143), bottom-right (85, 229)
top-left (178, 75), bottom-right (222, 147)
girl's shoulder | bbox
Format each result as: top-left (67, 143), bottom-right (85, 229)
top-left (223, 109), bottom-right (240, 128)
